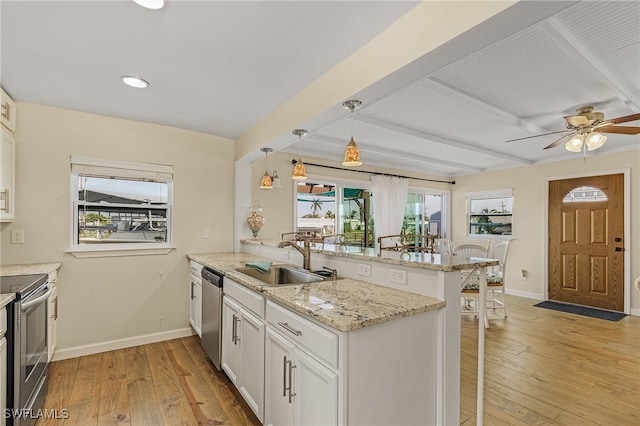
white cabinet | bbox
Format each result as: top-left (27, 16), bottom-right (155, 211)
top-left (0, 126), bottom-right (15, 222)
top-left (221, 279), bottom-right (265, 421)
top-left (47, 270), bottom-right (59, 361)
top-left (189, 261), bottom-right (203, 337)
top-left (265, 327), bottom-right (338, 426)
top-left (264, 301), bottom-right (338, 426)
top-left (0, 88), bottom-right (16, 132)
top-left (1, 306), bottom-right (8, 419)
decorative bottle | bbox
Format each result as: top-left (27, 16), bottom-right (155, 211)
top-left (246, 201), bottom-right (265, 238)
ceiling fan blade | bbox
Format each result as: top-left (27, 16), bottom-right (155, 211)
top-left (505, 129), bottom-right (571, 143)
top-left (607, 113), bottom-right (640, 125)
top-left (595, 125), bottom-right (640, 135)
top-left (543, 133), bottom-right (573, 150)
top-left (563, 115), bottom-right (590, 127)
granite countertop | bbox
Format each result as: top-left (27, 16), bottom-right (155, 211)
top-left (241, 239), bottom-right (499, 271)
top-left (188, 252), bottom-right (445, 332)
top-left (0, 293), bottom-right (15, 309)
top-left (0, 262), bottom-right (62, 277)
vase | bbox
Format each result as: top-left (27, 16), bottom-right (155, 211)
top-left (247, 201), bottom-right (265, 238)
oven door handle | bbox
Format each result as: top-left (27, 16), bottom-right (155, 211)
top-left (21, 286), bottom-right (54, 311)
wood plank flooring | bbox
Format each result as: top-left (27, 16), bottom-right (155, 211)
top-left (460, 295), bottom-right (640, 425)
top-left (36, 337), bottom-right (260, 426)
top-left (37, 294), bottom-right (639, 425)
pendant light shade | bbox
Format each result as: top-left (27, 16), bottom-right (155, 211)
top-left (291, 129), bottom-right (307, 180)
top-left (342, 100), bottom-right (363, 166)
top-left (260, 147), bottom-right (274, 189)
top-left (343, 136), bottom-right (362, 166)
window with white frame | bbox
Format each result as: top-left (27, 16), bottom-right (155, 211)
top-left (70, 156), bottom-right (173, 253)
top-left (466, 189), bottom-right (513, 237)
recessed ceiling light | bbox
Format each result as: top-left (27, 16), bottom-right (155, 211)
top-left (133, 0), bottom-right (164, 10)
top-left (121, 75), bottom-right (149, 89)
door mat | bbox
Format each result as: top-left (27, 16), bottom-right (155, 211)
top-left (534, 301), bottom-right (626, 322)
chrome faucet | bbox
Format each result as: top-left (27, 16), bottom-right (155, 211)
top-left (278, 239), bottom-right (311, 270)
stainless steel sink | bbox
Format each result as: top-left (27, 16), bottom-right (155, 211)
top-left (235, 265), bottom-right (326, 286)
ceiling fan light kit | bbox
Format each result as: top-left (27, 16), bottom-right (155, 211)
top-left (506, 105), bottom-right (640, 153)
top-left (342, 100), bottom-right (363, 166)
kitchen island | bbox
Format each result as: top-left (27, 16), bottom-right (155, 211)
top-left (189, 246), bottom-right (497, 425)
top-left (241, 239), bottom-right (498, 425)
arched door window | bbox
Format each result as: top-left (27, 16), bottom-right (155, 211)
top-left (563, 186), bottom-right (607, 203)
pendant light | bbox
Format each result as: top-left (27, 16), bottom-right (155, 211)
top-left (260, 147), bottom-right (273, 189)
top-left (342, 100), bottom-right (363, 166)
top-left (292, 129), bottom-right (308, 180)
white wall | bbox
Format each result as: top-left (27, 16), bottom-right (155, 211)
top-left (451, 149), bottom-right (640, 313)
top-left (0, 103), bottom-right (235, 354)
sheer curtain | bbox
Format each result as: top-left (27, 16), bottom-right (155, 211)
top-left (371, 175), bottom-right (408, 251)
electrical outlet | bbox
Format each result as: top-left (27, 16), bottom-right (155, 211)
top-left (521, 269), bottom-right (528, 280)
top-left (390, 269), bottom-right (407, 285)
top-left (202, 227), bottom-right (210, 238)
top-left (282, 251), bottom-right (289, 260)
top-left (11, 229), bottom-right (24, 244)
top-left (357, 263), bottom-right (371, 277)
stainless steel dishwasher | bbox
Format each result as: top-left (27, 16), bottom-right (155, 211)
top-left (201, 267), bottom-right (224, 370)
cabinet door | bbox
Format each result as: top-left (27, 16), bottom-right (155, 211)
top-left (0, 88), bottom-right (16, 132)
top-left (265, 327), bottom-right (295, 426)
top-left (294, 348), bottom-right (338, 426)
top-left (47, 285), bottom-right (58, 362)
top-left (238, 308), bottom-right (265, 421)
top-left (221, 297), bottom-right (241, 384)
top-left (0, 337), bottom-right (6, 420)
top-left (189, 273), bottom-right (202, 336)
top-left (0, 127), bottom-right (15, 222)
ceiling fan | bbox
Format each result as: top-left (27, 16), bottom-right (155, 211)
top-left (507, 106), bottom-right (640, 152)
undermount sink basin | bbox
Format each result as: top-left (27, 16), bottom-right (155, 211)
top-left (235, 265), bottom-right (326, 286)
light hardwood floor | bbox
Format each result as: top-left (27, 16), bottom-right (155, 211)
top-left (37, 294), bottom-right (639, 425)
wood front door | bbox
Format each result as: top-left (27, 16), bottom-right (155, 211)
top-left (548, 174), bottom-right (624, 311)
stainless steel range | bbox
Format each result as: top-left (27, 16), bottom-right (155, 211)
top-left (1, 274), bottom-right (51, 426)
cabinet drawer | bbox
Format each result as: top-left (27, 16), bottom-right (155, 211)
top-left (266, 300), bottom-right (338, 368)
top-left (225, 278), bottom-right (264, 318)
top-left (189, 260), bottom-right (203, 276)
top-left (0, 307), bottom-right (6, 336)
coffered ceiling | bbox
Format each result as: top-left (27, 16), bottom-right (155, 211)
top-left (2, 1), bottom-right (639, 177)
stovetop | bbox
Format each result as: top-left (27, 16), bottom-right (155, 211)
top-left (0, 274), bottom-right (48, 299)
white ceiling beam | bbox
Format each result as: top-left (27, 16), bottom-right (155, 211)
top-left (304, 135), bottom-right (485, 172)
top-left (542, 18), bottom-right (640, 112)
top-left (351, 114), bottom-right (533, 165)
top-left (419, 78), bottom-right (551, 135)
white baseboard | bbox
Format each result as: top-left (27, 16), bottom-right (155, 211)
top-left (51, 327), bottom-right (196, 361)
top-left (505, 289), bottom-right (544, 300)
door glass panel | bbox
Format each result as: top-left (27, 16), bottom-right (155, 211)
top-left (340, 188), bottom-right (374, 248)
top-left (563, 186), bottom-right (607, 203)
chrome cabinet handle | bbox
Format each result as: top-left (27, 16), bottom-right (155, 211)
top-left (282, 356), bottom-right (288, 397)
top-left (278, 321), bottom-right (302, 336)
top-left (283, 356), bottom-right (296, 403)
top-left (232, 314), bottom-right (241, 344)
top-left (190, 281), bottom-right (195, 299)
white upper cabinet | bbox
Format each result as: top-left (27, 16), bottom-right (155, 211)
top-left (0, 127), bottom-right (15, 222)
top-left (0, 88), bottom-right (16, 133)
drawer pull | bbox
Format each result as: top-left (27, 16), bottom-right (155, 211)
top-left (278, 321), bottom-right (302, 336)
